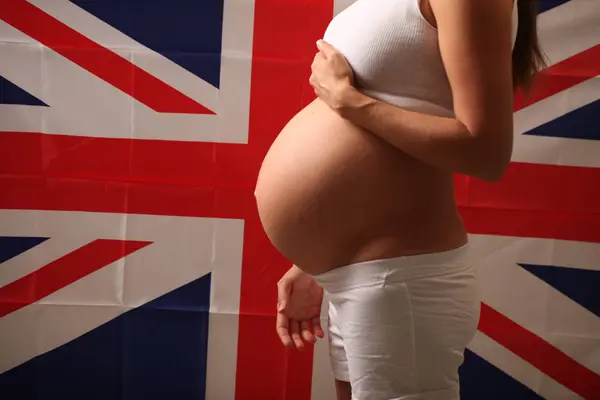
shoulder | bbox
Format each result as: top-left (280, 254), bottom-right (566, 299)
top-left (428, 0), bottom-right (515, 43)
top-left (428, 0), bottom-right (515, 21)
top-left (427, 0), bottom-right (516, 95)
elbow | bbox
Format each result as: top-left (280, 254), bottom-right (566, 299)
top-left (468, 132), bottom-right (512, 182)
top-left (478, 167), bottom-right (507, 183)
top-left (467, 143), bottom-right (511, 182)
top-left (475, 157), bottom-right (510, 183)
top-left (458, 160), bottom-right (508, 182)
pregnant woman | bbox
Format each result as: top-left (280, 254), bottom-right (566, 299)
top-left (255, 0), bottom-right (545, 398)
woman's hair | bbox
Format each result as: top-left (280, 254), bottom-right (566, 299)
top-left (512, 0), bottom-right (547, 91)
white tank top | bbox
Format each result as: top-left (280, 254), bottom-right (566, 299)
top-left (323, 0), bottom-right (519, 117)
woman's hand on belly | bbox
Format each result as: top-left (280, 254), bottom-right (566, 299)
top-left (277, 265), bottom-right (325, 350)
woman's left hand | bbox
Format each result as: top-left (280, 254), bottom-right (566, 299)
top-left (309, 40), bottom-right (355, 111)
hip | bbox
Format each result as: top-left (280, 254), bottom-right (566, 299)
top-left (323, 244), bottom-right (480, 399)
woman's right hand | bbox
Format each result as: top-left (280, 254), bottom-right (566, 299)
top-left (276, 265), bottom-right (325, 350)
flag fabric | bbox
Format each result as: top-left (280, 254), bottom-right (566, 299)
top-left (0, 0), bottom-right (599, 399)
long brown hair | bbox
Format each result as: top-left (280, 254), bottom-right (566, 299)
top-left (512, 0), bottom-right (547, 91)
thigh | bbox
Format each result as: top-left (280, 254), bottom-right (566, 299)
top-left (329, 300), bottom-right (350, 382)
top-left (406, 268), bottom-right (481, 391)
top-left (335, 380), bottom-right (352, 400)
top-left (339, 283), bottom-right (418, 399)
top-left (338, 270), bottom-right (480, 400)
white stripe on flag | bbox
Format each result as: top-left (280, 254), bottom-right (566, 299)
top-left (206, 218), bottom-right (245, 400)
top-left (25, 0), bottom-right (254, 144)
top-left (469, 234), bottom-right (600, 375)
top-left (513, 78), bottom-right (600, 168)
top-left (0, 209), bottom-right (244, 400)
top-left (0, 30), bottom-right (140, 139)
top-left (26, 0), bottom-right (218, 111)
top-left (468, 331), bottom-right (582, 400)
top-left (537, 0), bottom-right (600, 67)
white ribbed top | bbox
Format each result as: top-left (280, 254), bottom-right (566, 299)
top-left (323, 0), bottom-right (518, 117)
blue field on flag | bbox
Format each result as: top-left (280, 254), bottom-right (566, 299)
top-left (520, 263), bottom-right (600, 317)
top-left (0, 236), bottom-right (49, 263)
top-left (0, 273), bottom-right (212, 400)
top-left (72, 0), bottom-right (224, 88)
top-left (0, 77), bottom-right (47, 106)
top-left (460, 350), bottom-right (544, 399)
top-left (524, 100), bottom-right (600, 141)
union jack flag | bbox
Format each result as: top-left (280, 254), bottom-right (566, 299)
top-left (0, 0), bottom-right (598, 399)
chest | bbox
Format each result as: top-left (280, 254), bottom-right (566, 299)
top-left (323, 0), bottom-right (442, 89)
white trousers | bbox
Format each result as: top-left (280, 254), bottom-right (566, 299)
top-left (314, 245), bottom-right (480, 400)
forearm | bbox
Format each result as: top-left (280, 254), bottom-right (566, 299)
top-left (336, 87), bottom-right (509, 182)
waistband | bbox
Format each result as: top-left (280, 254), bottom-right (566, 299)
top-left (313, 244), bottom-right (472, 293)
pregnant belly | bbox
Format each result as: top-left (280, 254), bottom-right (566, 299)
top-left (255, 100), bottom-right (462, 273)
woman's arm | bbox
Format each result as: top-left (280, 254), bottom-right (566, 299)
top-left (312, 0), bottom-right (516, 182)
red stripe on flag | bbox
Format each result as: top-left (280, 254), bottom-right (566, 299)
top-left (479, 304), bottom-right (600, 399)
top-left (458, 162), bottom-right (600, 215)
top-left (454, 161), bottom-right (600, 244)
top-left (0, 0), bottom-right (214, 115)
top-left (0, 239), bottom-right (151, 318)
top-left (0, 175), bottom-right (248, 220)
top-left (0, 131), bottom-right (259, 189)
top-left (461, 205), bottom-right (600, 244)
top-left (3, 133), bottom-right (600, 218)
top-left (514, 45), bottom-right (600, 111)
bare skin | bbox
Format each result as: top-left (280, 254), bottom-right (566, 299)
top-left (257, 0), bottom-right (514, 276)
top-left (255, 98), bottom-right (467, 276)
top-left (262, 0), bottom-right (517, 397)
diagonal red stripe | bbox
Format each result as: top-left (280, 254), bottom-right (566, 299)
top-left (479, 303), bottom-right (600, 399)
top-left (0, 239), bottom-right (151, 318)
top-left (514, 45), bottom-right (600, 111)
top-left (0, 0), bottom-right (214, 115)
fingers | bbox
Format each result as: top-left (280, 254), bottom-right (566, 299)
top-left (309, 74), bottom-right (316, 89)
top-left (278, 316), bottom-right (325, 351)
top-left (309, 75), bottom-right (321, 98)
top-left (277, 279), bottom-right (291, 313)
top-left (300, 320), bottom-right (316, 344)
top-left (276, 312), bottom-right (294, 349)
top-left (316, 39), bottom-right (335, 58)
top-left (311, 316), bottom-right (325, 339)
top-left (289, 320), bottom-right (305, 350)
top-left (311, 52), bottom-right (325, 73)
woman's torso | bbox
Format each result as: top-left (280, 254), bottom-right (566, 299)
top-left (255, 0), bottom-right (468, 275)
